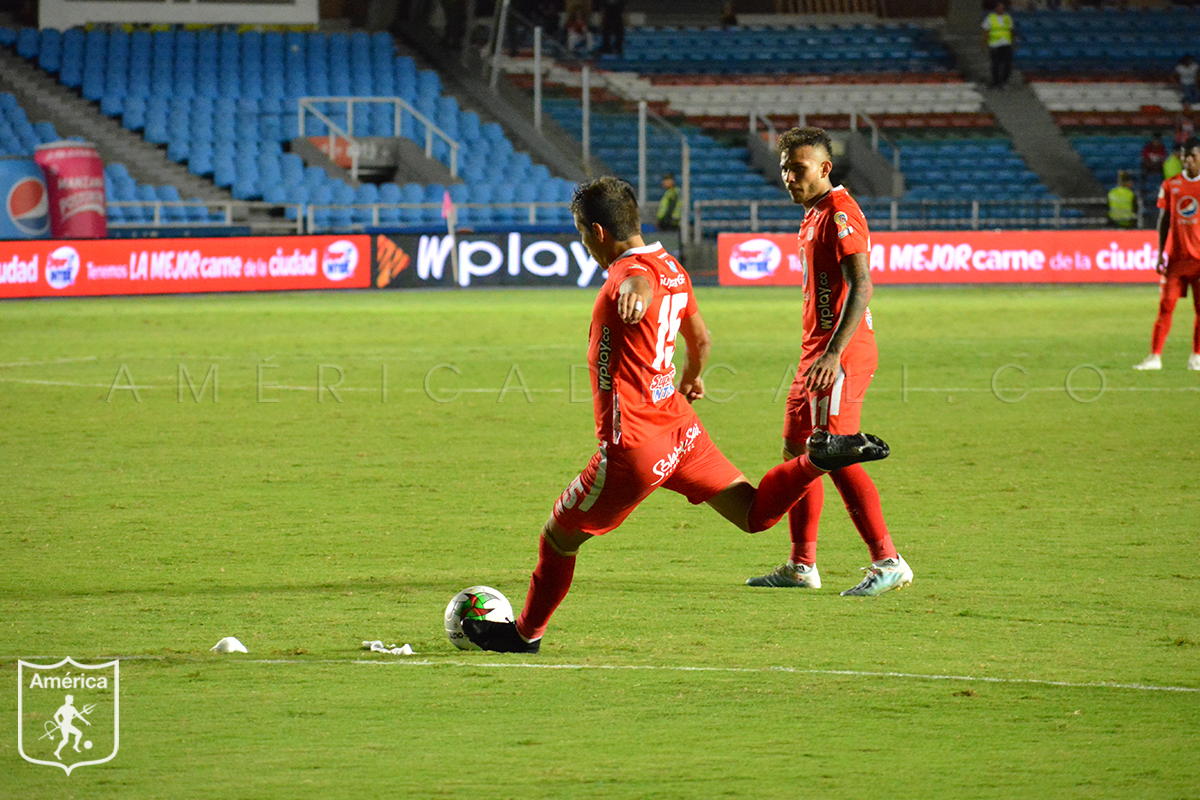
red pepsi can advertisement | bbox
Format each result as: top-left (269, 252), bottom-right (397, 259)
top-left (0, 157), bottom-right (50, 240)
top-left (33, 141), bottom-right (107, 239)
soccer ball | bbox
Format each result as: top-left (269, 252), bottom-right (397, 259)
top-left (444, 586), bottom-right (514, 651)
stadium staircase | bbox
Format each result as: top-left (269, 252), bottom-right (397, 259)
top-left (941, 0), bottom-right (1102, 199)
top-left (393, 22), bottom-right (592, 183)
top-left (0, 46), bottom-right (230, 205)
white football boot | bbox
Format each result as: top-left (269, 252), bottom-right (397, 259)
top-left (1188, 353), bottom-right (1200, 371)
top-left (745, 562), bottom-right (821, 588)
top-left (840, 555), bottom-right (913, 596)
top-left (1133, 354), bottom-right (1162, 370)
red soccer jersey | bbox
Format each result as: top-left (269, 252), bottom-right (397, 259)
top-left (1157, 171), bottom-right (1200, 266)
top-left (796, 185), bottom-right (877, 370)
top-left (588, 243), bottom-right (699, 449)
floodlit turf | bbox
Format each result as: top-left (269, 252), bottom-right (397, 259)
top-left (1, 285), bottom-right (1198, 799)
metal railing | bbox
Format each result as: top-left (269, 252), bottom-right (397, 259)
top-left (297, 96), bottom-right (461, 181)
top-left (749, 107), bottom-right (780, 150)
top-left (849, 110), bottom-right (901, 173)
top-left (106, 200), bottom-right (304, 233)
top-left (107, 197), bottom-right (1124, 238)
top-left (303, 201), bottom-right (571, 232)
top-left (484, 13), bottom-right (694, 238)
top-left (693, 196), bottom-right (1117, 241)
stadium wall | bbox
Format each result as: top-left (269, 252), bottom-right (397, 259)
top-left (37, 0), bottom-right (319, 30)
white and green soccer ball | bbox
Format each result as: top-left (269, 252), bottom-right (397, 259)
top-left (444, 586), bottom-right (514, 651)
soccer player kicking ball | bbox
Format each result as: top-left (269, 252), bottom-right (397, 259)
top-left (745, 127), bottom-right (913, 597)
top-left (463, 176), bottom-right (888, 653)
top-left (1133, 137), bottom-right (1200, 372)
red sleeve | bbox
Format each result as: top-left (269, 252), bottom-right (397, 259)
top-left (831, 202), bottom-right (871, 260)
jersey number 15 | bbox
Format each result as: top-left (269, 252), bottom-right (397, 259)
top-left (652, 292), bottom-right (688, 371)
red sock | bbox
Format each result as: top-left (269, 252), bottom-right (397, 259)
top-left (515, 535), bottom-right (576, 641)
top-left (1151, 289), bottom-right (1180, 354)
top-left (829, 464), bottom-right (896, 562)
top-left (747, 455), bottom-right (824, 533)
top-left (1192, 293), bottom-right (1200, 353)
top-left (788, 478), bottom-right (824, 565)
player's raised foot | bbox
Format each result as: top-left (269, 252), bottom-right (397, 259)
top-left (1133, 354), bottom-right (1162, 370)
top-left (1188, 353), bottom-right (1200, 371)
top-left (806, 430), bottom-right (890, 471)
top-left (746, 562), bottom-right (821, 588)
top-left (840, 555), bottom-right (913, 597)
top-left (461, 618), bottom-right (541, 653)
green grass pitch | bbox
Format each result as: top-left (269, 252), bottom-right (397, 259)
top-left (1, 284), bottom-right (1198, 799)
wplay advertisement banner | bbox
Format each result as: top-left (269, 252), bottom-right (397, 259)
top-left (0, 234), bottom-right (370, 298)
top-left (718, 229), bottom-right (1161, 286)
top-left (373, 231), bottom-right (605, 288)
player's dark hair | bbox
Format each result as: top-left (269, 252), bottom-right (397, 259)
top-left (777, 126), bottom-right (834, 162)
top-left (1185, 137), bottom-right (1200, 154)
top-left (570, 176), bottom-right (642, 240)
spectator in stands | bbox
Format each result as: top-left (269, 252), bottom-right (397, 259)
top-left (1107, 171), bottom-right (1139, 229)
top-left (656, 173), bottom-right (680, 231)
top-left (1163, 145), bottom-right (1184, 181)
top-left (565, 4), bottom-right (595, 54)
top-left (1142, 132), bottom-right (1168, 182)
top-left (981, 2), bottom-right (1016, 90)
top-left (1175, 55), bottom-right (1200, 109)
top-left (1174, 109), bottom-right (1196, 150)
top-left (598, 0), bottom-right (625, 57)
top-left (721, 1), bottom-right (738, 29)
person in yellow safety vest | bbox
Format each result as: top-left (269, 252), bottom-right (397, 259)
top-left (1164, 147), bottom-right (1184, 180)
top-left (1107, 170), bottom-right (1139, 228)
top-left (656, 173), bottom-right (681, 231)
top-left (981, 2), bottom-right (1015, 89)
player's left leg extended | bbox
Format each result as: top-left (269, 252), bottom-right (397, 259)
top-left (1189, 275), bottom-right (1200, 368)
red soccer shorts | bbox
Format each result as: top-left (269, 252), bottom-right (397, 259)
top-left (783, 359), bottom-right (877, 444)
top-left (551, 418), bottom-right (743, 536)
top-left (1161, 260), bottom-right (1200, 302)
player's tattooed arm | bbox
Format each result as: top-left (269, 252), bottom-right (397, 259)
top-left (805, 251), bottom-right (873, 391)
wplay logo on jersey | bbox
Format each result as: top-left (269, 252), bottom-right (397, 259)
top-left (18, 658), bottom-right (119, 775)
top-left (1177, 196), bottom-right (1198, 219)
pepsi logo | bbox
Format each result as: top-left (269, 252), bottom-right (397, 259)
top-left (1177, 196), bottom-right (1198, 219)
top-left (45, 246), bottom-right (80, 290)
top-left (7, 176), bottom-right (49, 237)
top-left (322, 239), bottom-right (358, 281)
top-left (729, 238), bottom-right (782, 280)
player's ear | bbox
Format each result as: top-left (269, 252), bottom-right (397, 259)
top-left (591, 221), bottom-right (608, 242)
top-left (820, 158), bottom-right (833, 179)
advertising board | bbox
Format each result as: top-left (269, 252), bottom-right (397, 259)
top-left (372, 232), bottom-right (605, 288)
top-left (0, 234), bottom-right (370, 298)
top-left (718, 230), bottom-right (1161, 286)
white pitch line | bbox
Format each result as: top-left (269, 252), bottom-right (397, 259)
top-left (0, 378), bottom-right (156, 389)
top-left (349, 659), bottom-right (1200, 693)
top-left (5, 653), bottom-right (1194, 692)
top-left (0, 356), bottom-right (99, 369)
